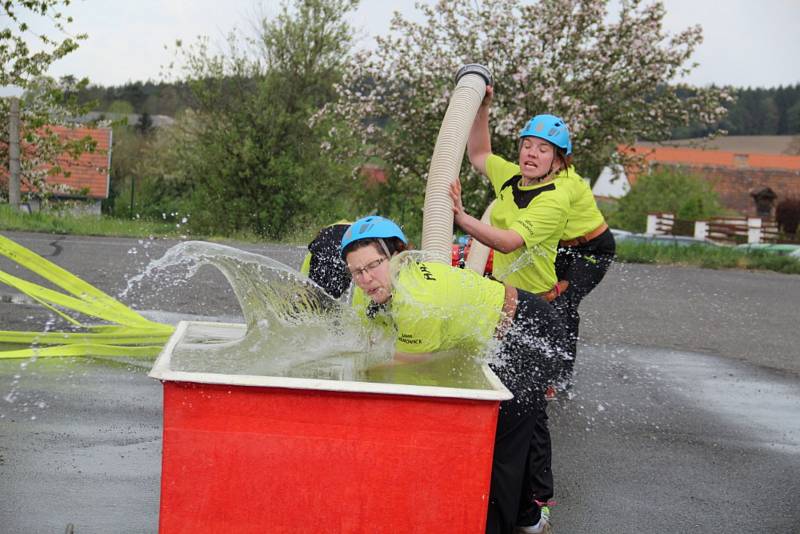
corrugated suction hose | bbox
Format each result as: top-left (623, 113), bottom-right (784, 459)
top-left (421, 64), bottom-right (492, 263)
top-left (464, 200), bottom-right (495, 273)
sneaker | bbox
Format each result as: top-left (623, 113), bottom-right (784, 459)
top-left (559, 378), bottom-right (575, 400)
top-left (516, 506), bottom-right (552, 533)
top-left (559, 375), bottom-right (574, 390)
top-left (544, 384), bottom-right (558, 402)
top-left (516, 517), bottom-right (551, 533)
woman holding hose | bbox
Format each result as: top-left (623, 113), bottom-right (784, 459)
top-left (457, 85), bottom-right (615, 391)
top-left (450, 85), bottom-right (602, 532)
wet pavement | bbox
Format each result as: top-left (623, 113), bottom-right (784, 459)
top-left (550, 344), bottom-right (800, 533)
top-left (1, 358), bottom-right (161, 533)
top-left (1, 231), bottom-right (798, 533)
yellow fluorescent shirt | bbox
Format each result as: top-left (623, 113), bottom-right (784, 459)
top-left (389, 256), bottom-right (505, 354)
top-left (556, 167), bottom-right (606, 241)
top-left (300, 252), bottom-right (312, 276)
top-left (485, 154), bottom-right (570, 293)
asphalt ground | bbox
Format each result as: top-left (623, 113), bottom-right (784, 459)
top-left (1, 231), bottom-right (798, 533)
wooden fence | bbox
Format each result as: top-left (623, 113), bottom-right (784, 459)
top-left (646, 213), bottom-right (780, 244)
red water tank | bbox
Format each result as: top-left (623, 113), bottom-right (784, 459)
top-left (152, 321), bottom-right (511, 533)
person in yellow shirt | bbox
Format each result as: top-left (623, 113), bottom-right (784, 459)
top-left (449, 85), bottom-right (584, 532)
top-left (457, 84), bottom-right (614, 390)
top-left (451, 133), bottom-right (570, 300)
top-left (301, 220), bottom-right (388, 332)
top-left (341, 215), bottom-right (566, 534)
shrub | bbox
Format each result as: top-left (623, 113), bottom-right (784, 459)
top-left (607, 166), bottom-right (726, 232)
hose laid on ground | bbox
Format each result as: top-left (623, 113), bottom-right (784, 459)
top-left (0, 234), bottom-right (173, 359)
top-left (464, 200), bottom-right (495, 273)
top-left (421, 64), bottom-right (492, 263)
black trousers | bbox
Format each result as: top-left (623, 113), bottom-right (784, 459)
top-left (516, 406), bottom-right (552, 526)
top-left (486, 290), bottom-right (567, 534)
top-left (552, 228), bottom-right (615, 379)
top-left (486, 402), bottom-right (550, 534)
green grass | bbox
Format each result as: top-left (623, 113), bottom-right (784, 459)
top-left (0, 204), bottom-right (270, 243)
top-left (616, 241), bottom-right (800, 275)
top-left (0, 204), bottom-right (186, 237)
top-left (2, 205), bottom-right (799, 275)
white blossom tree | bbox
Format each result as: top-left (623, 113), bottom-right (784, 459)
top-left (323, 0), bottom-right (731, 227)
top-left (1, 1), bottom-right (93, 204)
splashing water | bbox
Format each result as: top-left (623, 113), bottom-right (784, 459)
top-left (492, 245), bottom-right (550, 282)
top-left (139, 241), bottom-right (394, 378)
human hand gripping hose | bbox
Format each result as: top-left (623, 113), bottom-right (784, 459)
top-left (448, 172), bottom-right (496, 274)
top-left (0, 234), bottom-right (173, 359)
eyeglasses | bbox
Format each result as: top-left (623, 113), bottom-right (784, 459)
top-left (348, 257), bottom-right (386, 279)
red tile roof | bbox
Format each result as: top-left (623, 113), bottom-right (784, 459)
top-left (360, 163), bottom-right (387, 185)
top-left (619, 145), bottom-right (800, 186)
top-left (622, 145), bottom-right (800, 169)
top-left (38, 125), bottom-right (112, 199)
top-left (1, 125), bottom-right (111, 199)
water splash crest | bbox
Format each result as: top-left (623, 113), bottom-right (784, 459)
top-left (137, 241), bottom-right (391, 377)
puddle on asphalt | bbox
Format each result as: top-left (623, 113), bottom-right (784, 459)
top-left (625, 347), bottom-right (800, 454)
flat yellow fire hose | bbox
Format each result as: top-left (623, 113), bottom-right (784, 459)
top-left (0, 234), bottom-right (174, 359)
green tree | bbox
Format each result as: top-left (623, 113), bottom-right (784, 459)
top-left (724, 89), bottom-right (779, 135)
top-left (108, 115), bottom-right (194, 220)
top-left (0, 0), bottom-right (84, 84)
top-left (152, 0), bottom-right (365, 238)
top-left (77, 81), bottom-right (192, 117)
top-left (135, 112), bottom-right (153, 135)
top-left (107, 100), bottom-right (134, 116)
top-left (785, 100), bottom-right (800, 136)
top-left (1, 1), bottom-right (92, 203)
top-left (607, 166), bottom-right (726, 232)
top-left (325, 0), bottom-right (731, 225)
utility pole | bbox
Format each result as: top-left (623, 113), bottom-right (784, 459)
top-left (130, 176), bottom-right (135, 218)
top-left (8, 97), bottom-right (21, 208)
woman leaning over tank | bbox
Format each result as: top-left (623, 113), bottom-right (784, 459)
top-left (340, 215), bottom-right (566, 534)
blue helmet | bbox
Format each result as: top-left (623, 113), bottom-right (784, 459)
top-left (519, 114), bottom-right (572, 156)
top-left (340, 216), bottom-right (407, 258)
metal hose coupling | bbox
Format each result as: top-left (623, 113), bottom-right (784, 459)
top-left (454, 64), bottom-right (493, 86)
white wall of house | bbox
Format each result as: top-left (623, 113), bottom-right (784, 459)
top-left (24, 197), bottom-right (103, 216)
top-left (592, 165), bottom-right (630, 199)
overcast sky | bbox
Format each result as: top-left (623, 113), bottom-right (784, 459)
top-left (18, 0), bottom-right (800, 89)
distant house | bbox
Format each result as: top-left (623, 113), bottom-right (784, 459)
top-left (3, 125), bottom-right (112, 215)
top-left (77, 111), bottom-right (175, 129)
top-left (593, 138), bottom-right (800, 217)
top-left (592, 165), bottom-right (630, 200)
